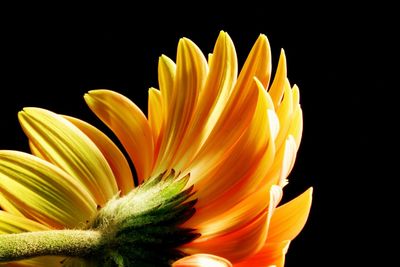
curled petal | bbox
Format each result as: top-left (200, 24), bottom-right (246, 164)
top-left (267, 187), bottom-right (313, 243)
top-left (173, 254), bottom-right (232, 267)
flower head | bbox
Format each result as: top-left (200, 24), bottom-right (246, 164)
top-left (0, 31), bottom-right (312, 266)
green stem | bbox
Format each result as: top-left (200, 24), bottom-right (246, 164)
top-left (0, 230), bottom-right (102, 262)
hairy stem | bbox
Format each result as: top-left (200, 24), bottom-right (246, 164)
top-left (0, 230), bottom-right (102, 262)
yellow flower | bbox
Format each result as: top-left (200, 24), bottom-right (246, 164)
top-left (0, 31), bottom-right (312, 266)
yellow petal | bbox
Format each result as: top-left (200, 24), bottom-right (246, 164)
top-left (64, 116), bottom-right (134, 195)
top-left (173, 254), bottom-right (232, 267)
top-left (18, 108), bottom-right (118, 205)
top-left (85, 90), bottom-right (154, 184)
top-left (154, 37), bottom-right (208, 173)
top-left (267, 187), bottom-right (313, 243)
top-left (233, 241), bottom-right (290, 267)
top-left (268, 49), bottom-right (287, 108)
top-left (0, 210), bottom-right (49, 234)
top-left (169, 31), bottom-right (237, 171)
top-left (0, 192), bottom-right (23, 216)
top-left (148, 87), bottom-right (163, 147)
top-left (0, 150), bottom-right (96, 229)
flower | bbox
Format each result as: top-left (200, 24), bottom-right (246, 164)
top-left (0, 31), bottom-right (312, 266)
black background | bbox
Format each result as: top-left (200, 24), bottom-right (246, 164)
top-left (0, 5), bottom-right (394, 266)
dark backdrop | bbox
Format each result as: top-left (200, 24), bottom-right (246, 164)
top-left (0, 6), bottom-right (393, 266)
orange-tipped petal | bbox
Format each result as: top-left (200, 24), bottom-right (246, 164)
top-left (18, 108), bottom-right (118, 205)
top-left (267, 187), bottom-right (313, 243)
top-left (173, 254), bottom-right (232, 267)
top-left (0, 151), bottom-right (96, 229)
top-left (233, 241), bottom-right (290, 267)
top-left (84, 90), bottom-right (154, 184)
top-left (64, 116), bottom-right (134, 195)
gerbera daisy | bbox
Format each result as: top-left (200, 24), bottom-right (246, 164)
top-left (0, 31), bottom-right (312, 266)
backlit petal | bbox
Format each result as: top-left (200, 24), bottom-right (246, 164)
top-left (173, 254), bottom-right (232, 267)
top-left (18, 108), bottom-right (118, 205)
top-left (267, 188), bottom-right (313, 243)
top-left (85, 90), bottom-right (154, 184)
top-left (0, 150), bottom-right (96, 228)
top-left (64, 116), bottom-right (134, 195)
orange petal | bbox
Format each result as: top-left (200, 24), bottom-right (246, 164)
top-left (154, 37), bottom-right (208, 174)
top-left (184, 186), bottom-right (282, 263)
top-left (189, 35), bottom-right (271, 189)
top-left (233, 241), bottom-right (290, 267)
top-left (188, 80), bottom-right (273, 209)
top-left (275, 79), bottom-right (293, 150)
top-left (18, 108), bottom-right (118, 206)
top-left (64, 116), bottom-right (134, 195)
top-left (84, 90), bottom-right (154, 184)
top-left (267, 187), bottom-right (313, 243)
top-left (173, 254), bottom-right (232, 267)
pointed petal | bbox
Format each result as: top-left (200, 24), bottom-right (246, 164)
top-left (0, 151), bottom-right (96, 228)
top-left (267, 188), bottom-right (313, 243)
top-left (64, 116), bottom-right (134, 195)
top-left (268, 49), bottom-right (287, 108)
top-left (154, 38), bottom-right (208, 173)
top-left (233, 241), bottom-right (290, 267)
top-left (0, 210), bottom-right (49, 234)
top-left (85, 90), bottom-right (154, 184)
top-left (168, 31), bottom-right (238, 171)
top-left (173, 254), bottom-right (232, 267)
top-left (235, 34), bottom-right (271, 90)
top-left (18, 108), bottom-right (118, 205)
top-left (189, 34), bottom-right (271, 188)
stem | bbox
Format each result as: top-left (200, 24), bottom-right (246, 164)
top-left (0, 230), bottom-right (102, 262)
